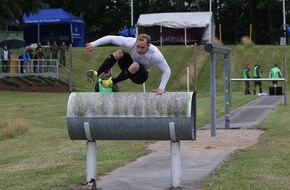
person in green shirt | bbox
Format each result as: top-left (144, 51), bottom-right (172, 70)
top-left (253, 63), bottom-right (262, 95)
top-left (269, 64), bottom-right (282, 87)
top-left (243, 64), bottom-right (251, 95)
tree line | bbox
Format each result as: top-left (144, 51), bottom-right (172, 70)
top-left (1, 0), bottom-right (289, 44)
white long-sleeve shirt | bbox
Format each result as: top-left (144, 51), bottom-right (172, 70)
top-left (90, 35), bottom-right (171, 89)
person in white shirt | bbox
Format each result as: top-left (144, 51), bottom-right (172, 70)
top-left (1, 45), bottom-right (11, 73)
top-left (85, 33), bottom-right (171, 95)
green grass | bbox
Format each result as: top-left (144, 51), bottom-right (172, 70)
top-left (197, 99), bottom-right (290, 190)
top-left (0, 91), bottom-right (151, 190)
top-left (0, 44), bottom-right (290, 189)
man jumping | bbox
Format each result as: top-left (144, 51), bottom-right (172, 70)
top-left (85, 33), bottom-right (171, 95)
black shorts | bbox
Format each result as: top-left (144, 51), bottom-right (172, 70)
top-left (254, 80), bottom-right (262, 86)
top-left (118, 51), bottom-right (148, 84)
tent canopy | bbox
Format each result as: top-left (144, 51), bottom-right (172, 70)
top-left (137, 12), bottom-right (215, 45)
top-left (23, 8), bottom-right (84, 47)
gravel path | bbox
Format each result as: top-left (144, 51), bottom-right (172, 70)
top-left (148, 129), bottom-right (264, 153)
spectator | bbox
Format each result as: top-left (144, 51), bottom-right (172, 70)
top-left (243, 64), bottom-right (251, 95)
top-left (33, 47), bottom-right (45, 73)
top-left (43, 41), bottom-right (51, 70)
top-left (119, 25), bottom-right (129, 37)
top-left (51, 41), bottom-right (59, 68)
top-left (51, 41), bottom-right (59, 60)
top-left (269, 64), bottom-right (282, 87)
top-left (18, 47), bottom-right (31, 73)
top-left (59, 41), bottom-right (68, 67)
top-left (43, 41), bottom-right (51, 59)
top-left (253, 63), bottom-right (262, 95)
top-left (26, 47), bottom-right (34, 73)
top-left (35, 42), bottom-right (42, 53)
top-left (129, 26), bottom-right (136, 37)
top-left (27, 47), bottom-right (35, 73)
top-left (1, 45), bottom-right (11, 73)
top-left (118, 26), bottom-right (124, 36)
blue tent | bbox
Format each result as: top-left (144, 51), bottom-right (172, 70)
top-left (23, 8), bottom-right (84, 47)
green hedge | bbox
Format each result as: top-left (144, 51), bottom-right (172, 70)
top-left (16, 76), bottom-right (32, 86)
top-left (2, 77), bottom-right (20, 87)
top-left (57, 79), bottom-right (69, 86)
top-left (38, 76), bottom-right (55, 86)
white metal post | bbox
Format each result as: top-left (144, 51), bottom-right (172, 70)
top-left (86, 141), bottom-right (97, 190)
top-left (283, 0), bottom-right (286, 45)
top-left (170, 141), bottom-right (181, 189)
top-left (131, 0), bottom-right (134, 27)
top-left (187, 66), bottom-right (189, 92)
top-left (209, 0), bottom-right (212, 43)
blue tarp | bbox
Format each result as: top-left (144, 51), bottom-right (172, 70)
top-left (23, 8), bottom-right (84, 47)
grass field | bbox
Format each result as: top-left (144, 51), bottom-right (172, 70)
top-left (0, 44), bottom-right (290, 190)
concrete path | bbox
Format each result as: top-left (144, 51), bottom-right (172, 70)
top-left (203, 95), bottom-right (285, 129)
top-left (96, 96), bottom-right (284, 190)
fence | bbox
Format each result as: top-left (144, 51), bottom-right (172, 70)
top-left (0, 57), bottom-right (59, 79)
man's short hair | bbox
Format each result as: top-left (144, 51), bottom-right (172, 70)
top-left (137, 33), bottom-right (151, 44)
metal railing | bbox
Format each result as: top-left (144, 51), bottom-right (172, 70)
top-left (0, 58), bottom-right (60, 79)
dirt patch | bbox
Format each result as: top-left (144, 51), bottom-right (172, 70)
top-left (0, 76), bottom-right (71, 93)
top-left (67, 184), bottom-right (87, 190)
top-left (148, 129), bottom-right (264, 153)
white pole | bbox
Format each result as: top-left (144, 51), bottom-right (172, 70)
top-left (283, 0), bottom-right (286, 45)
top-left (86, 141), bottom-right (97, 189)
top-left (209, 0), bottom-right (212, 43)
top-left (170, 141), bottom-right (181, 189)
top-left (143, 83), bottom-right (146, 92)
top-left (187, 66), bottom-right (189, 92)
top-left (131, 0), bottom-right (134, 27)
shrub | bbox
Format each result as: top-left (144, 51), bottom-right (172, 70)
top-left (47, 77), bottom-right (57, 83)
top-left (240, 36), bottom-right (254, 47)
top-left (2, 77), bottom-right (20, 87)
top-left (38, 76), bottom-right (55, 86)
top-left (16, 76), bottom-right (32, 86)
top-left (0, 118), bottom-right (28, 140)
top-left (37, 81), bottom-right (47, 87)
top-left (24, 75), bottom-right (43, 83)
top-left (58, 79), bottom-right (69, 86)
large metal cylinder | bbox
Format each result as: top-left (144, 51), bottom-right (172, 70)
top-left (67, 92), bottom-right (195, 141)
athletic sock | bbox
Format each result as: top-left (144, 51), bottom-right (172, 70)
top-left (112, 69), bottom-right (131, 84)
top-left (97, 54), bottom-right (116, 76)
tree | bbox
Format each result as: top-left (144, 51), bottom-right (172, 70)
top-left (0, 0), bottom-right (48, 30)
top-left (213, 0), bottom-right (287, 44)
top-left (3, 0), bottom-right (289, 44)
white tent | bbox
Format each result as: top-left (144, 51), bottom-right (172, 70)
top-left (137, 12), bottom-right (215, 45)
